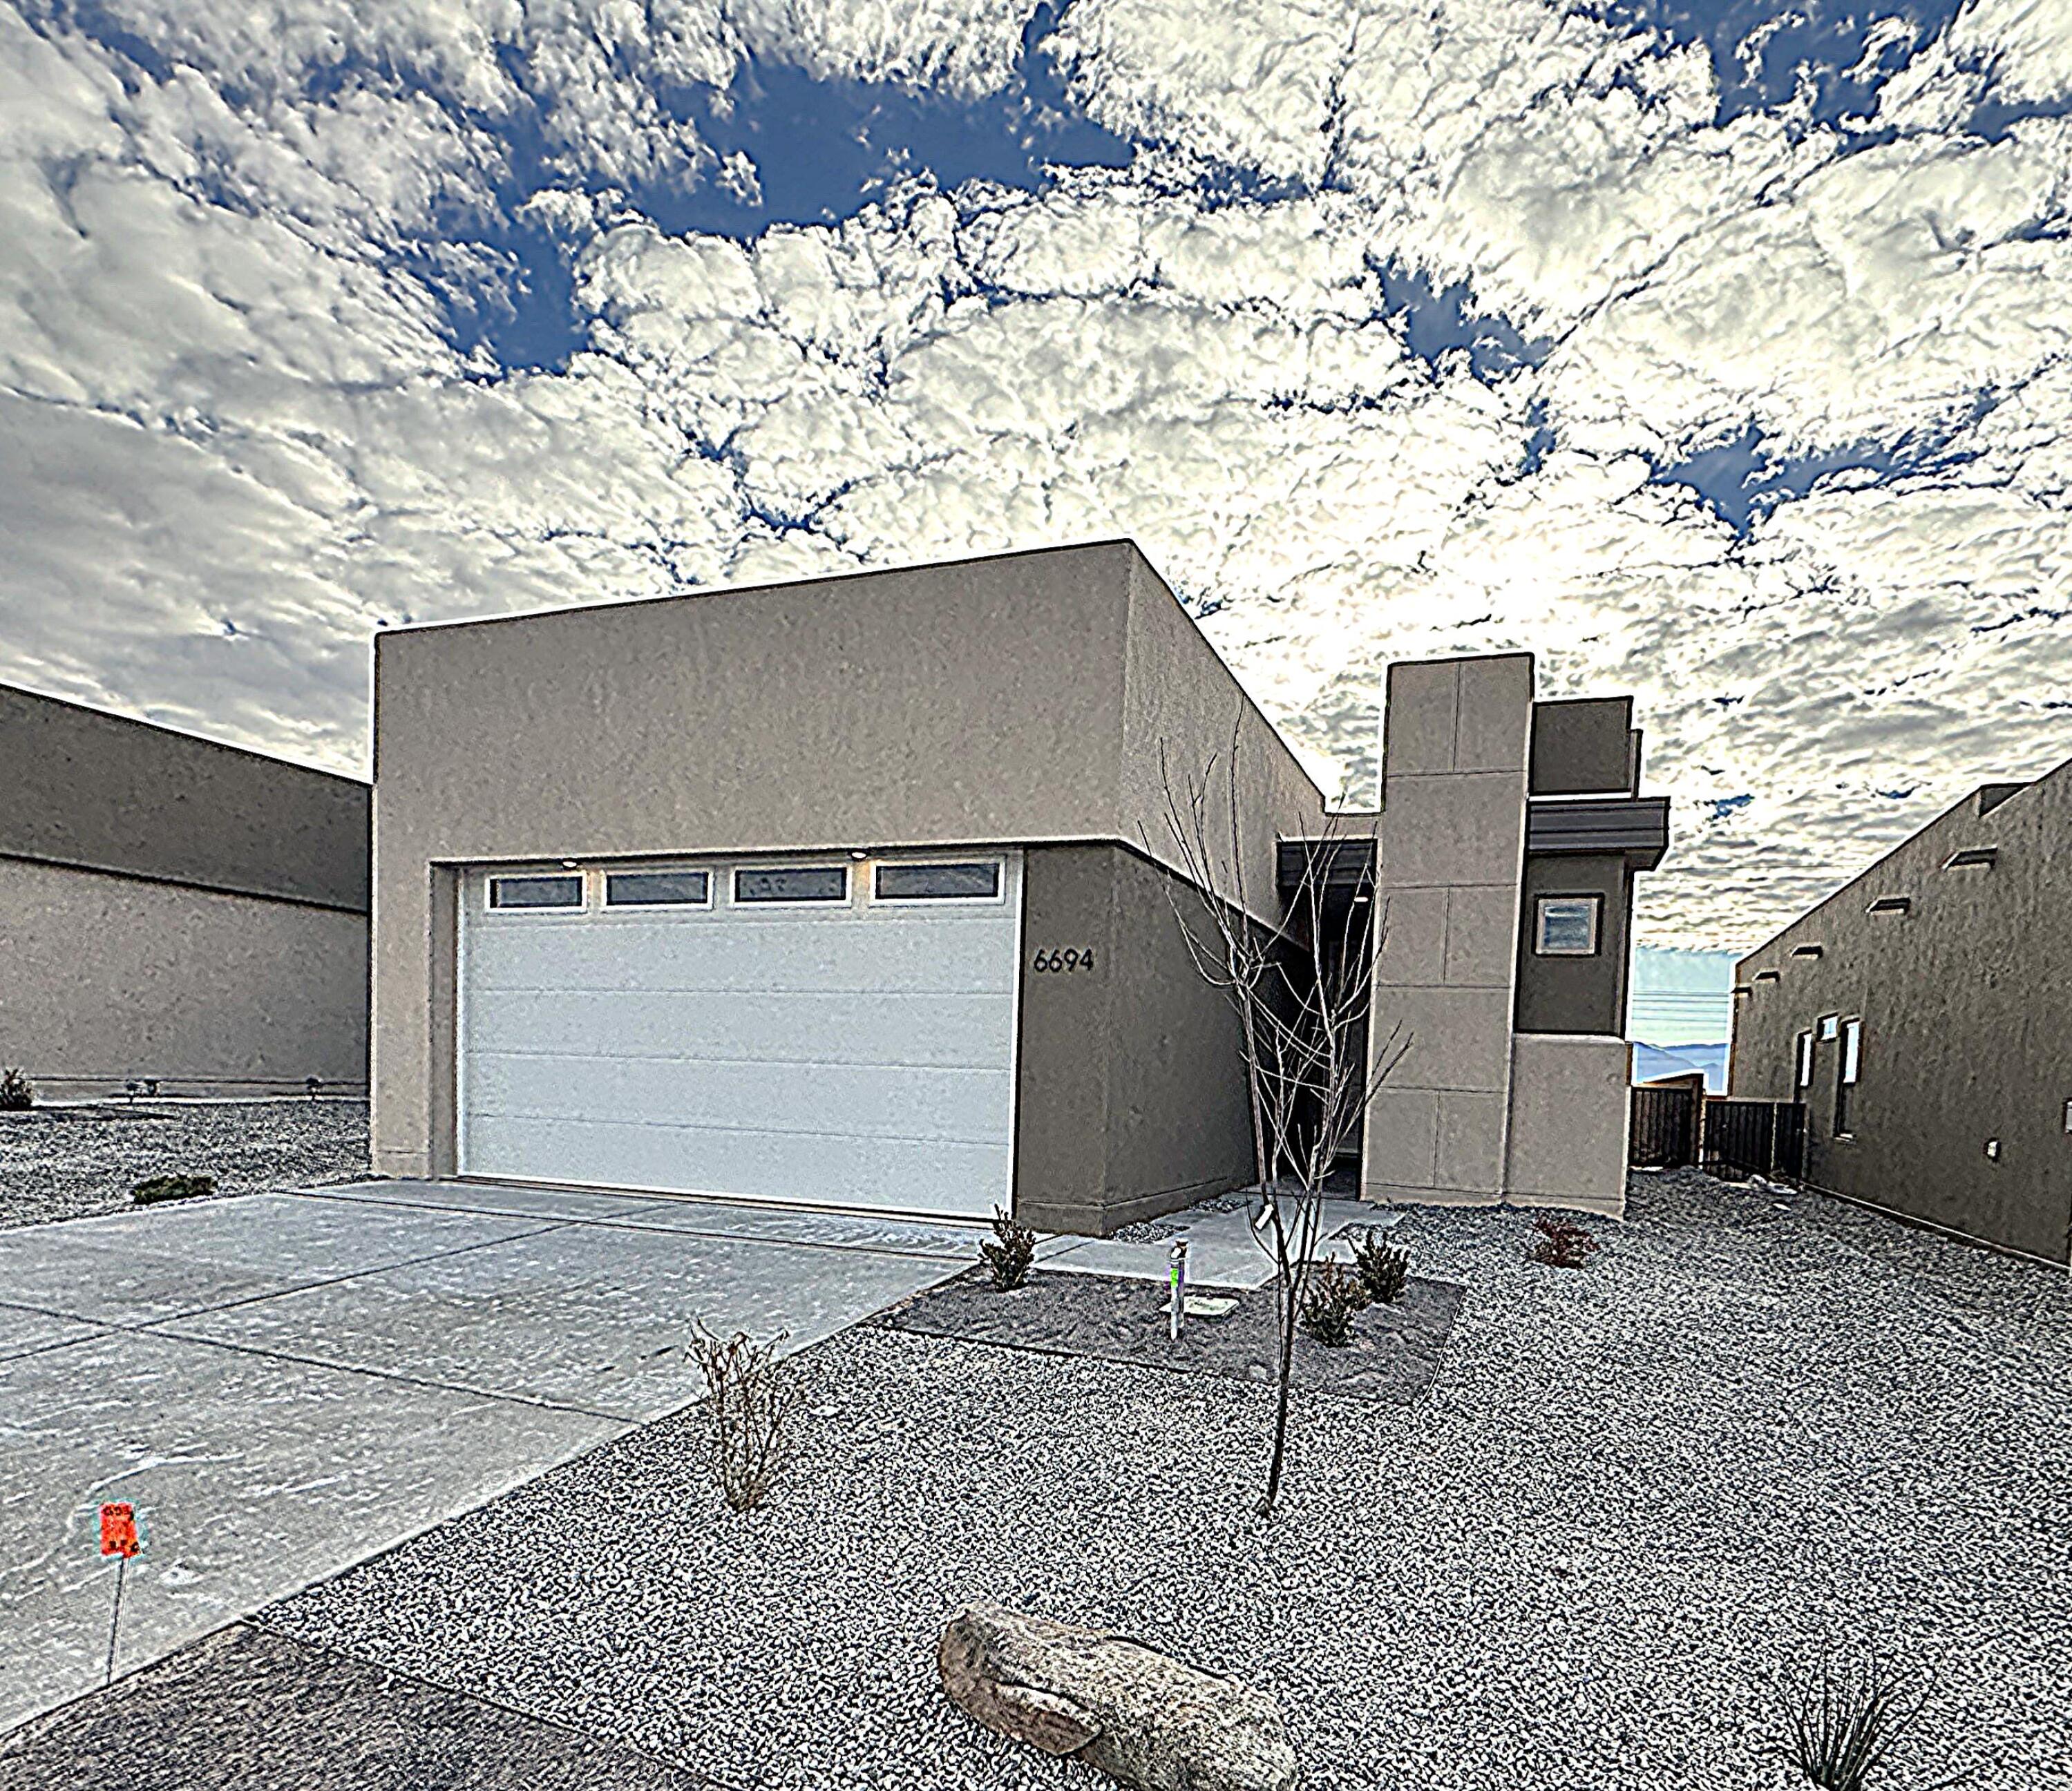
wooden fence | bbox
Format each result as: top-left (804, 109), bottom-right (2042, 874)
top-left (1629, 1082), bottom-right (1805, 1182)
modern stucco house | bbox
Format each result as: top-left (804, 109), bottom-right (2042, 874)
top-left (1731, 760), bottom-right (2072, 1264)
top-left (370, 542), bottom-right (1664, 1234)
top-left (0, 684), bottom-right (371, 1100)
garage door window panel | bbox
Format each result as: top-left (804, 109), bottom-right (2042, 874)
top-left (874, 861), bottom-right (1002, 902)
top-left (488, 874), bottom-right (583, 910)
top-left (734, 865), bottom-right (849, 905)
top-left (605, 870), bottom-right (710, 908)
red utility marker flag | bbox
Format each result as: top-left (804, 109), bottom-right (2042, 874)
top-left (99, 1502), bottom-right (139, 1559)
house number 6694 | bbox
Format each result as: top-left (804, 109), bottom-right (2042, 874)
top-left (1031, 948), bottom-right (1095, 973)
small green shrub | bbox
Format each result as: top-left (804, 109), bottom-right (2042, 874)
top-left (1528, 1213), bottom-right (1599, 1269)
top-left (980, 1205), bottom-right (1037, 1290)
top-left (1296, 1261), bottom-right (1362, 1347)
top-left (131, 1174), bottom-right (217, 1207)
top-left (1781, 1652), bottom-right (1930, 1791)
top-left (1351, 1229), bottom-right (1410, 1303)
top-left (0, 1068), bottom-right (32, 1111)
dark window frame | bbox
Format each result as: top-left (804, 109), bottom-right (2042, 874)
top-left (1532, 892), bottom-right (1603, 957)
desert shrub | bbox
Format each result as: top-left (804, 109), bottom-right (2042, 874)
top-left (979, 1205), bottom-right (1036, 1290)
top-left (1296, 1261), bottom-right (1362, 1347)
top-left (131, 1174), bottom-right (217, 1206)
top-left (1781, 1653), bottom-right (1930, 1791)
top-left (0, 1068), bottom-right (32, 1111)
top-left (690, 1323), bottom-right (799, 1513)
top-left (1528, 1213), bottom-right (1599, 1270)
top-left (1351, 1229), bottom-right (1409, 1303)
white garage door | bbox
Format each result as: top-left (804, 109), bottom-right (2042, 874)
top-left (457, 854), bottom-right (1022, 1218)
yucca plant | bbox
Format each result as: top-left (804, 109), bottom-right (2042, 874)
top-left (0, 1067), bottom-right (32, 1111)
top-left (1781, 1651), bottom-right (1931, 1791)
top-left (1351, 1228), bottom-right (1409, 1303)
top-left (1296, 1260), bottom-right (1362, 1347)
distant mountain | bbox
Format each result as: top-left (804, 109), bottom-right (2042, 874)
top-left (1630, 1041), bottom-right (1729, 1093)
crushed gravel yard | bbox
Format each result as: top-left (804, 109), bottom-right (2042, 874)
top-left (0, 1100), bottom-right (368, 1228)
top-left (256, 1169), bottom-right (2072, 1791)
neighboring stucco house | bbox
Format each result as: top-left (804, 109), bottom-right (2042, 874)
top-left (370, 541), bottom-right (1664, 1234)
top-left (0, 685), bottom-right (370, 1100)
top-left (1731, 762), bottom-right (2072, 1265)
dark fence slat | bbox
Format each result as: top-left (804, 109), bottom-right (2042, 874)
top-left (1699, 1098), bottom-right (1806, 1181)
top-left (1629, 1083), bottom-right (1701, 1168)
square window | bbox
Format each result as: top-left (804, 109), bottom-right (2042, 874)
top-left (488, 874), bottom-right (582, 910)
top-left (873, 861), bottom-right (1002, 901)
top-left (734, 865), bottom-right (848, 904)
top-left (605, 870), bottom-right (710, 908)
top-left (1533, 894), bottom-right (1601, 955)
top-left (1818, 1014), bottom-right (1839, 1042)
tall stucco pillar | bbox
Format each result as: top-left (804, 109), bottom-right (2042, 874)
top-left (1362, 654), bottom-right (1534, 1206)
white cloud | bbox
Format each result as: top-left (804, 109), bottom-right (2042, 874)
top-left (2, 0), bottom-right (2071, 955)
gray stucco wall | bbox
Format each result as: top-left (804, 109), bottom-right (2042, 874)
top-left (1514, 852), bottom-right (1631, 1035)
top-left (1731, 766), bottom-right (2072, 1263)
top-left (1364, 654), bottom-right (1537, 1207)
top-left (1529, 698), bottom-right (1637, 797)
top-left (1, 684), bottom-right (370, 912)
top-left (0, 856), bottom-right (369, 1093)
top-left (1014, 844), bottom-right (1255, 1234)
top-left (372, 541), bottom-right (1322, 1178)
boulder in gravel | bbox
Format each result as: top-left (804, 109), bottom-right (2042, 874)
top-left (937, 1600), bottom-right (1298, 1791)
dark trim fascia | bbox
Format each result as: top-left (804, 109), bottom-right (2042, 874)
top-left (1, 850), bottom-right (371, 917)
top-left (1525, 796), bottom-right (1669, 869)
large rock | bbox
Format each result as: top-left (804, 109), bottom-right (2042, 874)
top-left (937, 1600), bottom-right (1298, 1791)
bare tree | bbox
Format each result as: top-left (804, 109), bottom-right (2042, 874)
top-left (1155, 718), bottom-right (1405, 1515)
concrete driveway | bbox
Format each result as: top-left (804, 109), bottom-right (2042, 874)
top-left (0, 1178), bottom-right (991, 1736)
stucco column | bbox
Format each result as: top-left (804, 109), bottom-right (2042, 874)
top-left (1362, 655), bottom-right (1533, 1206)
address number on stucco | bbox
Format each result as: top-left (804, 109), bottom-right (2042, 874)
top-left (1030, 948), bottom-right (1096, 973)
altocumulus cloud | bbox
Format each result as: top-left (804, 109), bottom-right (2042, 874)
top-left (0, 0), bottom-right (2069, 950)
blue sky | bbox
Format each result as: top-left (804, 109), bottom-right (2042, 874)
top-left (2, 0), bottom-right (2069, 984)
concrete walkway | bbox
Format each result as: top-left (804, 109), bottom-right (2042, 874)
top-left (0, 1179), bottom-right (992, 1736)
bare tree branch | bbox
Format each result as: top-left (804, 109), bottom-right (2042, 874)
top-left (1149, 713), bottom-right (1407, 1516)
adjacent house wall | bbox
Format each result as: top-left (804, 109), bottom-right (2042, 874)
top-left (0, 857), bottom-right (368, 1094)
top-left (1732, 765), bottom-right (2072, 1263)
top-left (0, 684), bottom-right (369, 909)
top-left (0, 683), bottom-right (371, 1096)
top-left (372, 542), bottom-right (1322, 1179)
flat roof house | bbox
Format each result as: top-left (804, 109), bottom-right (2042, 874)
top-left (371, 542), bottom-right (1664, 1234)
top-left (1731, 758), bottom-right (2072, 1264)
top-left (1, 686), bottom-right (370, 1100)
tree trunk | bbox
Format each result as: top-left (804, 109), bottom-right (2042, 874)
top-left (938, 1601), bottom-right (1298, 1791)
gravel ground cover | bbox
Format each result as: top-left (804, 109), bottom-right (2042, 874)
top-left (877, 1264), bottom-right (1464, 1405)
top-left (0, 1622), bottom-right (716, 1791)
top-left (0, 1100), bottom-right (369, 1229)
top-left (258, 1169), bottom-right (2071, 1791)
